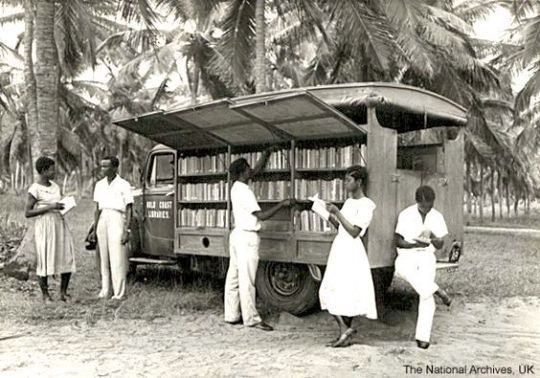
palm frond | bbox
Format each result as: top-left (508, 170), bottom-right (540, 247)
top-left (118, 0), bottom-right (160, 32)
top-left (0, 11), bottom-right (24, 26)
top-left (514, 63), bottom-right (540, 118)
top-left (453, 0), bottom-right (504, 24)
top-left (0, 40), bottom-right (22, 62)
top-left (211, 0), bottom-right (256, 86)
top-left (329, 0), bottom-right (396, 70)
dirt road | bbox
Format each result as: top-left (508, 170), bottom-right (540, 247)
top-left (1, 296), bottom-right (538, 377)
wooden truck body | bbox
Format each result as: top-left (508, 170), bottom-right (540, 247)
top-left (114, 83), bottom-right (466, 315)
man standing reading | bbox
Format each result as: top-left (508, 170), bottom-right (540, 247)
top-left (224, 150), bottom-right (293, 331)
top-left (394, 185), bottom-right (452, 349)
top-left (90, 156), bottom-right (133, 300)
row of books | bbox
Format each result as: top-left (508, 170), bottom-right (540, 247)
top-left (294, 179), bottom-right (345, 201)
top-left (296, 146), bottom-right (365, 169)
top-left (252, 180), bottom-right (290, 200)
top-left (179, 153), bottom-right (227, 174)
top-left (180, 182), bottom-right (228, 201)
top-left (178, 208), bottom-right (334, 232)
top-left (231, 150), bottom-right (289, 170)
top-left (179, 180), bottom-right (348, 202)
top-left (296, 210), bottom-right (333, 232)
top-left (178, 145), bottom-right (364, 175)
top-left (179, 209), bottom-right (229, 228)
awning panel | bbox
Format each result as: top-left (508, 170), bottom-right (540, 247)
top-left (113, 83), bottom-right (467, 151)
top-left (210, 123), bottom-right (279, 144)
top-left (277, 116), bottom-right (351, 137)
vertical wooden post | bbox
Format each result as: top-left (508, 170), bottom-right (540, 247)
top-left (365, 107), bottom-right (397, 268)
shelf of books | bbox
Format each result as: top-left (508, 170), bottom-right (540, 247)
top-left (175, 142), bottom-right (365, 235)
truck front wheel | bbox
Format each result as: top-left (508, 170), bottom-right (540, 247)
top-left (256, 262), bottom-right (320, 316)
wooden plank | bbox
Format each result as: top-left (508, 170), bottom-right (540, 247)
top-left (296, 240), bottom-right (331, 265)
top-left (441, 131), bottom-right (465, 255)
top-left (365, 107), bottom-right (399, 268)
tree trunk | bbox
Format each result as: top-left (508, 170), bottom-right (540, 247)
top-left (465, 160), bottom-right (472, 222)
top-left (4, 0), bottom-right (59, 281)
top-left (513, 184), bottom-right (519, 216)
top-left (254, 0), bottom-right (266, 93)
top-left (505, 180), bottom-right (510, 217)
top-left (34, 0), bottom-right (59, 156)
top-left (497, 170), bottom-right (503, 219)
top-left (23, 0), bottom-right (39, 182)
top-left (479, 164), bottom-right (484, 223)
top-left (490, 166), bottom-right (495, 222)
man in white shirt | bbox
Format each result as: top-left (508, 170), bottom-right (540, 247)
top-left (394, 185), bottom-right (452, 349)
top-left (224, 150), bottom-right (293, 331)
top-left (90, 156), bottom-right (133, 300)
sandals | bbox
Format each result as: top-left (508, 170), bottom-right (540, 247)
top-left (332, 328), bottom-right (356, 348)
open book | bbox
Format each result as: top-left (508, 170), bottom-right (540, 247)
top-left (308, 193), bottom-right (330, 221)
top-left (59, 196), bottom-right (77, 216)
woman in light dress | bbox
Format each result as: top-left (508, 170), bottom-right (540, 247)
top-left (25, 156), bottom-right (76, 301)
top-left (319, 165), bottom-right (377, 347)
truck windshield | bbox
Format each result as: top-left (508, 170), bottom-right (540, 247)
top-left (148, 153), bottom-right (175, 187)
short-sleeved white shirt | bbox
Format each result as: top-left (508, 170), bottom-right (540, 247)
top-left (338, 197), bottom-right (376, 238)
top-left (395, 204), bottom-right (448, 254)
top-left (28, 181), bottom-right (61, 209)
top-left (231, 181), bottom-right (261, 232)
top-left (93, 175), bottom-right (133, 212)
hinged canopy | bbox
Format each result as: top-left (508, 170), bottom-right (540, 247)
top-left (113, 83), bottom-right (467, 151)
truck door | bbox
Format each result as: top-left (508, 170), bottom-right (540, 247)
top-left (142, 151), bottom-right (176, 257)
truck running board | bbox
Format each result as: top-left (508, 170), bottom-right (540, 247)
top-left (435, 262), bottom-right (459, 271)
top-left (129, 257), bottom-right (177, 265)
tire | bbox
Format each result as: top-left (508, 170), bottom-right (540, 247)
top-left (256, 261), bottom-right (320, 316)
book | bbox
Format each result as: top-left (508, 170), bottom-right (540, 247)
top-left (59, 196), bottom-right (76, 215)
top-left (295, 145), bottom-right (365, 169)
top-left (231, 149), bottom-right (289, 170)
top-left (308, 193), bottom-right (329, 221)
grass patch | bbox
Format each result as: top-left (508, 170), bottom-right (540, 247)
top-left (391, 232), bottom-right (540, 301)
top-left (1, 193), bottom-right (539, 325)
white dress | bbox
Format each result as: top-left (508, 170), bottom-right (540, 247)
top-left (28, 182), bottom-right (76, 277)
top-left (319, 197), bottom-right (377, 319)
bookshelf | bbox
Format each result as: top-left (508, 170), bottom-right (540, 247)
top-left (176, 141), bottom-right (365, 233)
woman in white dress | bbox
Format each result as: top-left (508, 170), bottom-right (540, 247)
top-left (319, 165), bottom-right (377, 347)
top-left (25, 157), bottom-right (76, 301)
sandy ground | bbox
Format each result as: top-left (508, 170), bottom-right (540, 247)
top-left (0, 296), bottom-right (538, 378)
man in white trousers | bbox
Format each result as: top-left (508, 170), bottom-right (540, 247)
top-left (90, 156), bottom-right (133, 300)
top-left (394, 185), bottom-right (452, 349)
top-left (225, 151), bottom-right (293, 331)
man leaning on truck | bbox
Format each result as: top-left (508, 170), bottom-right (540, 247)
top-left (224, 149), bottom-right (294, 331)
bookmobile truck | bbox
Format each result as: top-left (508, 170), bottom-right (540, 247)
top-left (114, 83), bottom-right (465, 315)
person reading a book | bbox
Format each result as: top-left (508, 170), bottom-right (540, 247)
top-left (89, 155), bottom-right (133, 300)
top-left (25, 156), bottom-right (76, 301)
top-left (394, 185), bottom-right (452, 350)
top-left (224, 150), bottom-right (294, 331)
top-left (319, 165), bottom-right (377, 347)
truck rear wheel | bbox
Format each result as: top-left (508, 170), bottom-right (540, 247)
top-left (256, 262), bottom-right (320, 316)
